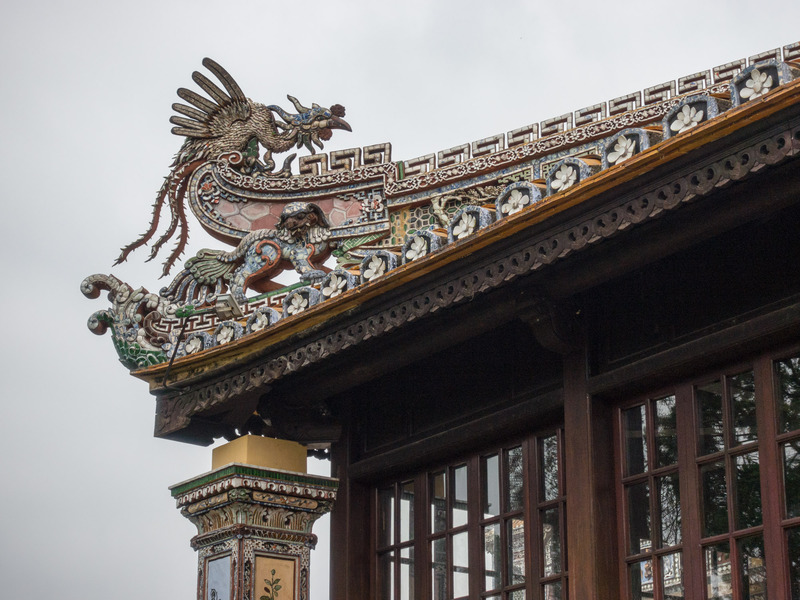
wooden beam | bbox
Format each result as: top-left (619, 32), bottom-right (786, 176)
top-left (348, 390), bottom-right (562, 481)
top-left (588, 300), bottom-right (800, 398)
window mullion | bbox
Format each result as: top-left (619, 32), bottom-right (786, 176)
top-left (754, 355), bottom-right (788, 598)
top-left (675, 382), bottom-right (703, 599)
top-left (467, 455), bottom-right (482, 600)
top-left (415, 473), bottom-right (426, 600)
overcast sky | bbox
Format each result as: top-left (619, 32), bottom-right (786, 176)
top-left (1, 1), bottom-right (798, 598)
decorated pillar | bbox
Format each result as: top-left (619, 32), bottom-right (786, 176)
top-left (171, 436), bottom-right (337, 600)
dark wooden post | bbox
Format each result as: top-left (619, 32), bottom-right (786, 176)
top-left (329, 421), bottom-right (370, 600)
top-left (563, 347), bottom-right (619, 599)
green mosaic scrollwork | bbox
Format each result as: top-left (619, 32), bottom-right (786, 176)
top-left (112, 336), bottom-right (167, 370)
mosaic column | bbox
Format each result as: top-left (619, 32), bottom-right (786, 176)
top-left (171, 436), bottom-right (338, 600)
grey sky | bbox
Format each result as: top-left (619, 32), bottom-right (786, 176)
top-left (1, 1), bottom-right (798, 598)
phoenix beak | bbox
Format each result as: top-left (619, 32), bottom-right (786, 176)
top-left (329, 115), bottom-right (352, 132)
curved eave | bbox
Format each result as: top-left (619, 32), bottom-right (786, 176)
top-left (133, 77), bottom-right (800, 392)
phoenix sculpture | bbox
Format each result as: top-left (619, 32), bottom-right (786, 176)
top-left (114, 58), bottom-right (351, 277)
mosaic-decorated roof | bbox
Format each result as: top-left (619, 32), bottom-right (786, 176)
top-left (83, 44), bottom-right (800, 377)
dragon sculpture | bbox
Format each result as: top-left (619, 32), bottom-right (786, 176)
top-left (114, 58), bottom-right (351, 277)
top-left (161, 201), bottom-right (332, 304)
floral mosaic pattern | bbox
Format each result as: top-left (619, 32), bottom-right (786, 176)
top-left (453, 214), bottom-right (477, 239)
top-left (286, 293), bottom-right (309, 315)
top-left (405, 236), bottom-right (428, 261)
top-left (551, 164), bottom-right (577, 192)
top-left (363, 255), bottom-right (387, 280)
top-left (607, 135), bottom-right (636, 164)
top-left (501, 189), bottom-right (530, 215)
top-left (669, 104), bottom-right (704, 134)
top-left (322, 273), bottom-right (348, 298)
top-left (740, 68), bottom-right (773, 100)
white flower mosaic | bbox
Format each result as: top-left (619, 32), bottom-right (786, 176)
top-left (250, 312), bottom-right (269, 332)
top-left (363, 255), bottom-right (386, 280)
top-left (452, 214), bottom-right (477, 239)
top-left (405, 236), bottom-right (428, 261)
top-left (501, 189), bottom-right (530, 215)
top-left (287, 293), bottom-right (309, 315)
top-left (216, 325), bottom-right (234, 345)
top-left (740, 68), bottom-right (773, 100)
top-left (184, 337), bottom-right (203, 354)
top-left (670, 104), bottom-right (704, 134)
top-left (322, 273), bottom-right (348, 298)
top-left (551, 164), bottom-right (577, 191)
top-left (608, 136), bottom-right (636, 164)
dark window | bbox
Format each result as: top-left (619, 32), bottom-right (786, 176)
top-left (616, 348), bottom-right (800, 599)
top-left (374, 432), bottom-right (567, 600)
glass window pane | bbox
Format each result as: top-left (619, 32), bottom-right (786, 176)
top-left (624, 405), bottom-right (649, 476)
top-left (697, 381), bottom-right (724, 455)
top-left (735, 451), bottom-right (762, 529)
top-left (483, 454), bottom-right (500, 518)
top-left (543, 581), bottom-right (562, 600)
top-left (379, 487), bottom-right (395, 547)
top-left (738, 535), bottom-right (766, 600)
top-left (431, 539), bottom-right (446, 600)
top-left (660, 552), bottom-right (684, 598)
top-left (483, 523), bottom-right (500, 591)
top-left (655, 395), bottom-right (678, 467)
top-left (507, 518), bottom-right (525, 585)
top-left (542, 508), bottom-right (562, 575)
top-left (784, 441), bottom-right (800, 519)
top-left (452, 465), bottom-right (468, 528)
top-left (400, 481), bottom-right (414, 543)
top-left (627, 481), bottom-right (651, 555)
top-left (776, 356), bottom-right (800, 433)
top-left (657, 472), bottom-right (681, 547)
top-left (630, 560), bottom-right (653, 599)
top-left (704, 542), bottom-right (732, 600)
top-left (509, 590), bottom-right (526, 600)
top-left (506, 446), bottom-right (524, 512)
top-left (400, 546), bottom-right (414, 600)
top-left (788, 527), bottom-right (800, 600)
top-left (541, 435), bottom-right (560, 501)
top-left (452, 531), bottom-right (469, 598)
top-left (380, 550), bottom-right (395, 600)
top-left (431, 472), bottom-right (446, 534)
top-left (730, 371), bottom-right (757, 445)
top-left (701, 462), bottom-right (728, 537)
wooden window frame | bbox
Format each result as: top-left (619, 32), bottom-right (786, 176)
top-left (371, 431), bottom-right (568, 600)
top-left (614, 343), bottom-right (800, 599)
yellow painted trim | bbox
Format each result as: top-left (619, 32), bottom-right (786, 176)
top-left (211, 435), bottom-right (307, 473)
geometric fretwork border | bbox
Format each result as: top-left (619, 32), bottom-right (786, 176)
top-left (156, 123), bottom-right (800, 436)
